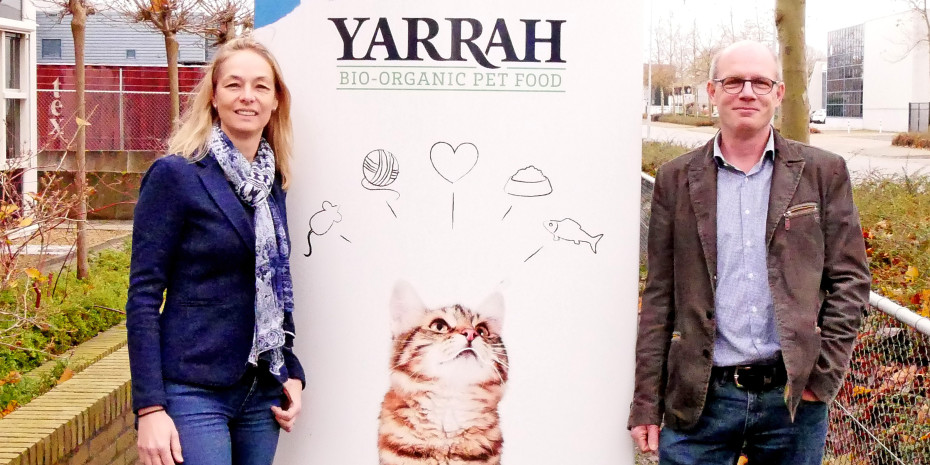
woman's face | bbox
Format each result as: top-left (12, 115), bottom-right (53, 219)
top-left (213, 49), bottom-right (278, 145)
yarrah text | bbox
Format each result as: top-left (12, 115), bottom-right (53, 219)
top-left (329, 18), bottom-right (566, 70)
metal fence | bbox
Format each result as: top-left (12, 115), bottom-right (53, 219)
top-left (909, 102), bottom-right (930, 133)
top-left (639, 175), bottom-right (930, 465)
top-left (37, 89), bottom-right (194, 152)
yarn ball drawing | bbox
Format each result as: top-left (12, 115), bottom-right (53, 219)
top-left (362, 149), bottom-right (400, 188)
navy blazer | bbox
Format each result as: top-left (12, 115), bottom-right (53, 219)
top-left (126, 153), bottom-right (305, 412)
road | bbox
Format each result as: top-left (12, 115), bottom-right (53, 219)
top-left (642, 122), bottom-right (930, 178)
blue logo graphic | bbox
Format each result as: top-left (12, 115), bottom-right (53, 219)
top-left (255, 0), bottom-right (300, 28)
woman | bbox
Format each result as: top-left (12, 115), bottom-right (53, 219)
top-left (126, 37), bottom-right (304, 465)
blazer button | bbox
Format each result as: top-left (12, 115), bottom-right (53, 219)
top-left (702, 350), bottom-right (711, 358)
top-left (706, 311), bottom-right (714, 319)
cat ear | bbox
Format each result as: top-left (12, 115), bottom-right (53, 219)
top-left (390, 280), bottom-right (427, 335)
top-left (476, 291), bottom-right (505, 335)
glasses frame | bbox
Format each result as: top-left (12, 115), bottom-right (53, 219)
top-left (712, 77), bottom-right (781, 95)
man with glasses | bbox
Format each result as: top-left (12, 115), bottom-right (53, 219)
top-left (628, 40), bottom-right (870, 464)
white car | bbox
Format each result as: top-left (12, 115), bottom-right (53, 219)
top-left (810, 109), bottom-right (826, 124)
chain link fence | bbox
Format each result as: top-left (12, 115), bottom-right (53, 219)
top-left (37, 89), bottom-right (194, 152)
top-left (639, 175), bottom-right (930, 465)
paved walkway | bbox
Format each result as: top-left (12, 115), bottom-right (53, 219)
top-left (642, 122), bottom-right (930, 177)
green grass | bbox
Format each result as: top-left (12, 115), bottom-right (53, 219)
top-left (0, 242), bottom-right (130, 415)
top-left (854, 173), bottom-right (930, 314)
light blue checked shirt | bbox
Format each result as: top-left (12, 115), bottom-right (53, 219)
top-left (712, 129), bottom-right (782, 367)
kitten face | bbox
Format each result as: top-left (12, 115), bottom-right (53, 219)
top-left (380, 282), bottom-right (508, 464)
top-left (390, 282), bottom-right (508, 386)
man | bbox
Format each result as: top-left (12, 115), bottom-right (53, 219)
top-left (628, 40), bottom-right (870, 464)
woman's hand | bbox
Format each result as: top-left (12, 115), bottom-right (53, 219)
top-left (271, 378), bottom-right (303, 432)
top-left (137, 407), bottom-right (183, 465)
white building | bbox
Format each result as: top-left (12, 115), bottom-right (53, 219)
top-left (809, 11), bottom-right (930, 132)
top-left (0, 1), bottom-right (38, 197)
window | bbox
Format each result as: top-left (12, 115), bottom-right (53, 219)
top-left (826, 25), bottom-right (864, 118)
top-left (0, 0), bottom-right (22, 21)
top-left (6, 33), bottom-right (21, 90)
top-left (2, 31), bottom-right (28, 162)
top-left (126, 49), bottom-right (136, 59)
top-left (42, 39), bottom-right (62, 60)
top-left (5, 99), bottom-right (20, 159)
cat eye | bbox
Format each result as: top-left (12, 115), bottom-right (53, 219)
top-left (475, 324), bottom-right (489, 338)
top-left (429, 318), bottom-right (451, 333)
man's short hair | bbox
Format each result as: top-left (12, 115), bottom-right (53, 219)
top-left (709, 41), bottom-right (783, 81)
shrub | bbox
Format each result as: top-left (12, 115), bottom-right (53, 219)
top-left (0, 243), bottom-right (129, 416)
top-left (893, 131), bottom-right (930, 148)
top-left (642, 140), bottom-right (699, 177)
top-left (655, 114), bottom-right (717, 127)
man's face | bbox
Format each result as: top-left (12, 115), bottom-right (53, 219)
top-left (707, 44), bottom-right (785, 138)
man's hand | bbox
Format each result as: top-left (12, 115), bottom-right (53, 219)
top-left (137, 408), bottom-right (183, 465)
top-left (271, 378), bottom-right (303, 432)
top-left (631, 424), bottom-right (660, 453)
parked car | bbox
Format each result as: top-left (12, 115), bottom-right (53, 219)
top-left (810, 109), bottom-right (826, 124)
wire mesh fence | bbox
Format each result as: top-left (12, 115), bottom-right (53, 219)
top-left (826, 308), bottom-right (930, 465)
top-left (37, 89), bottom-right (194, 152)
top-left (638, 175), bottom-right (929, 465)
top-left (36, 64), bottom-right (205, 153)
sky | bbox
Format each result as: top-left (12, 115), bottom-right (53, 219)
top-left (643, 0), bottom-right (912, 59)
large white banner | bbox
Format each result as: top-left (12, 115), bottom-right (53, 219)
top-left (256, 2), bottom-right (642, 463)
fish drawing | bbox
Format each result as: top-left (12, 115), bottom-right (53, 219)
top-left (305, 201), bottom-right (343, 257)
top-left (544, 218), bottom-right (603, 254)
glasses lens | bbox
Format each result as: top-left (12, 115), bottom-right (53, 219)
top-left (751, 79), bottom-right (774, 94)
top-left (722, 77), bottom-right (744, 93)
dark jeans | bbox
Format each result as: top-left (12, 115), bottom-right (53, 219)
top-left (658, 378), bottom-right (829, 465)
top-left (164, 368), bottom-right (283, 465)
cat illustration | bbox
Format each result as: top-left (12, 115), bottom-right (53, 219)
top-left (378, 281), bottom-right (509, 465)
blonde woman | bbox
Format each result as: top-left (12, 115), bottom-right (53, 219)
top-left (126, 38), bottom-right (304, 465)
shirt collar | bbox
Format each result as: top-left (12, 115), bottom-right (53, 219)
top-left (713, 127), bottom-right (775, 170)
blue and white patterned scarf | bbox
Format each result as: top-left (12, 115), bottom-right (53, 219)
top-left (209, 125), bottom-right (294, 377)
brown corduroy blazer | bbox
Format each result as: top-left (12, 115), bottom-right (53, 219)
top-left (629, 130), bottom-right (871, 431)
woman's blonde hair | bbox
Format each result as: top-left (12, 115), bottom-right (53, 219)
top-left (168, 37), bottom-right (293, 188)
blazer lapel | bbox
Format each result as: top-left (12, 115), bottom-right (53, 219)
top-left (687, 140), bottom-right (719, 290)
top-left (196, 155), bottom-right (256, 249)
top-left (765, 132), bottom-right (805, 247)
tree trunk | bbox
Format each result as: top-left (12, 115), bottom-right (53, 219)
top-left (70, 0), bottom-right (89, 279)
top-left (776, 0), bottom-right (809, 143)
top-left (165, 32), bottom-right (180, 133)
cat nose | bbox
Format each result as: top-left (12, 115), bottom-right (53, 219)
top-left (461, 328), bottom-right (476, 342)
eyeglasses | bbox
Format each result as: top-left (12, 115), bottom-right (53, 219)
top-left (713, 77), bottom-right (780, 95)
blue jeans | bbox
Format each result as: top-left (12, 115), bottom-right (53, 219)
top-left (659, 378), bottom-right (829, 465)
top-left (165, 368), bottom-right (283, 465)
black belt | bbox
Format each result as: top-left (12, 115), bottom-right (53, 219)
top-left (711, 362), bottom-right (787, 391)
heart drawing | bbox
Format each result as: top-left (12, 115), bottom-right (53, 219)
top-left (430, 142), bottom-right (479, 184)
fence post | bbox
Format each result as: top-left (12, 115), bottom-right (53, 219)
top-left (119, 67), bottom-right (125, 151)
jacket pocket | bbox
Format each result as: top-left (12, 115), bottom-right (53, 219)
top-left (784, 202), bottom-right (819, 231)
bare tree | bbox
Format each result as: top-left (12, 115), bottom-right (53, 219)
top-left (109, 0), bottom-right (202, 132)
top-left (46, 0), bottom-right (96, 279)
top-left (806, 46), bottom-right (826, 81)
top-left (898, 0), bottom-right (930, 84)
top-left (776, 0), bottom-right (810, 143)
top-left (196, 0), bottom-right (252, 45)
